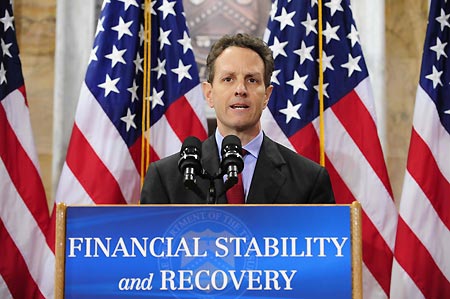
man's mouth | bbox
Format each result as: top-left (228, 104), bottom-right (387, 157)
top-left (230, 104), bottom-right (249, 109)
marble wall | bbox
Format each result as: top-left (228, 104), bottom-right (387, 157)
top-left (14, 1), bottom-right (56, 206)
top-left (13, 0), bottom-right (429, 204)
top-left (385, 0), bottom-right (428, 202)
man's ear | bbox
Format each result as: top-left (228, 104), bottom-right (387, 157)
top-left (202, 82), bottom-right (214, 108)
top-left (263, 85), bottom-right (273, 109)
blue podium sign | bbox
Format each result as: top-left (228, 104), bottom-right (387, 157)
top-left (57, 204), bottom-right (360, 299)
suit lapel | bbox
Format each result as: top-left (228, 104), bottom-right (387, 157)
top-left (246, 136), bottom-right (286, 204)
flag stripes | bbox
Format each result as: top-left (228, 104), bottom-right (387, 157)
top-left (56, 82), bottom-right (141, 205)
top-left (390, 0), bottom-right (450, 296)
top-left (0, 163), bottom-right (53, 299)
top-left (263, 0), bottom-right (398, 285)
top-left (0, 95), bottom-right (54, 299)
top-left (164, 88), bottom-right (208, 146)
top-left (0, 220), bottom-right (45, 299)
top-left (332, 90), bottom-right (393, 195)
top-left (65, 125), bottom-right (128, 205)
top-left (391, 91), bottom-right (450, 298)
top-left (408, 131), bottom-right (450, 220)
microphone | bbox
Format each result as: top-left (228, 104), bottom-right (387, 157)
top-left (221, 135), bottom-right (244, 190)
top-left (178, 136), bottom-right (202, 190)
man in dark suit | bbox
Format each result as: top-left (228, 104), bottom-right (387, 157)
top-left (140, 33), bottom-right (335, 205)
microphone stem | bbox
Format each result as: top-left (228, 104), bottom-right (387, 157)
top-left (207, 179), bottom-right (216, 204)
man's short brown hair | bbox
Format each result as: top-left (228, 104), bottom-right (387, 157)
top-left (205, 33), bottom-right (274, 87)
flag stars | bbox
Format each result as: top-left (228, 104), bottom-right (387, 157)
top-left (105, 45), bottom-right (127, 68)
top-left (293, 41), bottom-right (314, 64)
top-left (151, 88), bottom-right (165, 109)
top-left (95, 16), bottom-right (105, 37)
top-left (347, 24), bottom-right (360, 47)
top-left (0, 10), bottom-right (14, 32)
top-left (133, 52), bottom-right (143, 74)
top-left (271, 69), bottom-right (281, 85)
top-left (314, 82), bottom-right (330, 98)
top-left (341, 54), bottom-right (362, 77)
top-left (138, 24), bottom-right (145, 46)
top-left (112, 17), bottom-right (133, 40)
top-left (89, 45), bottom-right (99, 63)
top-left (301, 13), bottom-right (317, 36)
top-left (280, 99), bottom-right (301, 123)
top-left (120, 108), bottom-right (137, 132)
top-left (101, 0), bottom-right (111, 10)
top-left (319, 51), bottom-right (335, 72)
top-left (98, 74), bottom-right (120, 97)
top-left (178, 31), bottom-right (193, 54)
top-left (158, 0), bottom-right (176, 20)
top-left (118, 0), bottom-right (139, 11)
top-left (127, 80), bottom-right (139, 102)
top-left (287, 71), bottom-right (308, 95)
top-left (425, 65), bottom-right (443, 88)
top-left (430, 37), bottom-right (447, 60)
top-left (436, 8), bottom-right (450, 31)
top-left (269, 0), bottom-right (277, 21)
top-left (158, 28), bottom-right (172, 50)
top-left (322, 22), bottom-right (340, 44)
top-left (150, 0), bottom-right (157, 15)
top-left (325, 0), bottom-right (344, 17)
top-left (171, 60), bottom-right (192, 83)
top-left (274, 7), bottom-right (296, 31)
top-left (152, 57), bottom-right (167, 79)
top-left (1, 38), bottom-right (12, 58)
top-left (0, 63), bottom-right (7, 84)
top-left (269, 36), bottom-right (288, 59)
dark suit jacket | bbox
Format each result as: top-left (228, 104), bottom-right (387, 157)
top-left (140, 134), bottom-right (335, 204)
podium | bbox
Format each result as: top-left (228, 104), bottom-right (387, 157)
top-left (55, 202), bottom-right (362, 299)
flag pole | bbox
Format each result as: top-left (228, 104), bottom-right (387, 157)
top-left (141, 0), bottom-right (152, 188)
top-left (318, 0), bottom-right (325, 166)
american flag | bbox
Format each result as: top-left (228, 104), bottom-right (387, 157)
top-left (0, 1), bottom-right (54, 298)
top-left (390, 0), bottom-right (450, 297)
top-left (148, 0), bottom-right (207, 160)
top-left (55, 0), bottom-right (207, 205)
top-left (262, 0), bottom-right (398, 297)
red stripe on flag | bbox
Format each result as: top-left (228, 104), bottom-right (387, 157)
top-left (326, 157), bottom-right (393, 295)
top-left (66, 124), bottom-right (127, 204)
top-left (395, 217), bottom-right (450, 298)
top-left (165, 95), bottom-right (207, 142)
top-left (128, 135), bottom-right (142, 173)
top-left (150, 145), bottom-right (160, 163)
top-left (289, 123), bottom-right (320, 162)
top-left (0, 105), bottom-right (51, 247)
top-left (332, 90), bottom-right (394, 197)
top-left (361, 210), bottom-right (394, 295)
top-left (0, 219), bottom-right (45, 299)
top-left (407, 129), bottom-right (450, 228)
top-left (18, 85), bottom-right (27, 105)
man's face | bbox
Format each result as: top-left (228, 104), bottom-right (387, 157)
top-left (202, 46), bottom-right (273, 137)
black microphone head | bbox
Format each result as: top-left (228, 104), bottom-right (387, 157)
top-left (221, 135), bottom-right (244, 174)
top-left (178, 136), bottom-right (202, 174)
top-left (182, 136), bottom-right (202, 154)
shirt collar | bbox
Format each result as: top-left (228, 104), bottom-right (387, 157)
top-left (215, 129), bottom-right (263, 159)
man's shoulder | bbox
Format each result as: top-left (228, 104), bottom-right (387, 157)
top-left (263, 135), bottom-right (323, 170)
top-left (150, 152), bottom-right (179, 169)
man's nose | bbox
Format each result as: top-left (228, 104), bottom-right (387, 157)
top-left (234, 81), bottom-right (247, 96)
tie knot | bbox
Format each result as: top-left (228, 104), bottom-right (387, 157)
top-left (242, 149), bottom-right (248, 157)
